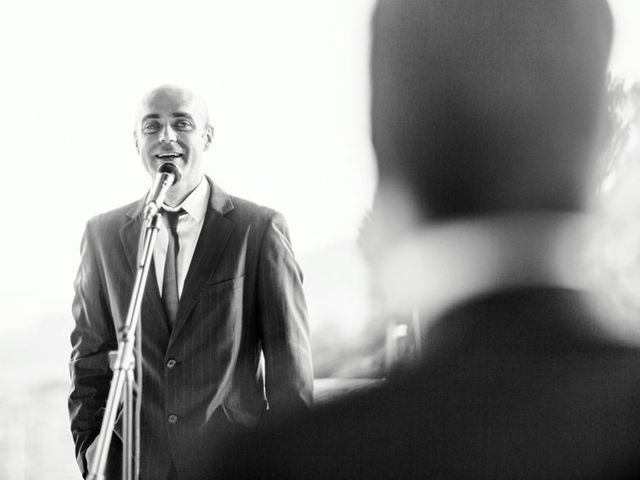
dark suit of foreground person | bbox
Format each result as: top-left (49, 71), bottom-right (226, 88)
top-left (69, 86), bottom-right (313, 480)
top-left (209, 1), bottom-right (640, 478)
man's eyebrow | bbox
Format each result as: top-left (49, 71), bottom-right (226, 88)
top-left (141, 114), bottom-right (160, 122)
top-left (140, 112), bottom-right (194, 122)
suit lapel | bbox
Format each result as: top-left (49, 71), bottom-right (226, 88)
top-left (168, 178), bottom-right (236, 348)
top-left (120, 199), bottom-right (171, 335)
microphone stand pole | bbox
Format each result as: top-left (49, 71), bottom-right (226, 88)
top-left (87, 209), bottom-right (161, 480)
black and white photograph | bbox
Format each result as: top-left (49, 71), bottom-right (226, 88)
top-left (1, 0), bottom-right (640, 478)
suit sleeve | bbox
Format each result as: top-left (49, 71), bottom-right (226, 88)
top-left (257, 212), bottom-right (314, 412)
top-left (68, 220), bottom-right (118, 477)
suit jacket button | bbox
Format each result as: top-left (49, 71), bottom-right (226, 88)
top-left (168, 414), bottom-right (178, 424)
top-left (166, 359), bottom-right (177, 369)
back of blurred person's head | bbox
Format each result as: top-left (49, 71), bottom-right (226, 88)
top-left (371, 0), bottom-right (613, 226)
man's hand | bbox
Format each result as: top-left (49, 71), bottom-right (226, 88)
top-left (85, 438), bottom-right (98, 475)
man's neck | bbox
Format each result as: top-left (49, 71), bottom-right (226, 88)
top-left (163, 175), bottom-right (204, 208)
top-left (375, 211), bottom-right (594, 320)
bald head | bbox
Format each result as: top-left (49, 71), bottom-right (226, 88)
top-left (136, 84), bottom-right (210, 130)
top-left (371, 0), bottom-right (613, 221)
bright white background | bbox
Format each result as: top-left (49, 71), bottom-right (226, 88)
top-left (0, 1), bottom-right (637, 478)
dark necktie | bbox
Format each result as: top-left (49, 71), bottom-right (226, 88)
top-left (162, 209), bottom-right (186, 327)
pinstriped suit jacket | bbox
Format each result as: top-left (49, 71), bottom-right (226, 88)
top-left (69, 177), bottom-right (313, 480)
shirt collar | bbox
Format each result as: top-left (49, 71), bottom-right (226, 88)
top-left (163, 176), bottom-right (209, 222)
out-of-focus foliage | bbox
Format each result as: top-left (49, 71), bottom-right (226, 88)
top-left (590, 77), bottom-right (640, 328)
top-left (600, 77), bottom-right (640, 193)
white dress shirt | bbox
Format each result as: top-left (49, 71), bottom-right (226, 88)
top-left (153, 177), bottom-right (210, 299)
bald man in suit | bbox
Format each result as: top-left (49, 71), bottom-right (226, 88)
top-left (209, 1), bottom-right (640, 478)
top-left (68, 85), bottom-right (313, 480)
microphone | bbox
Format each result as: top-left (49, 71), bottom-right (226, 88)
top-left (144, 163), bottom-right (183, 218)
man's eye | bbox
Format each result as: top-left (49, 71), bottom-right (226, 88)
top-left (143, 123), bottom-right (159, 132)
top-left (176, 120), bottom-right (193, 130)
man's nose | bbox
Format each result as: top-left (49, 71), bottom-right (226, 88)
top-left (159, 123), bottom-right (178, 143)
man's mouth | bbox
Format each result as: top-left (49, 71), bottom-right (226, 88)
top-left (155, 152), bottom-right (183, 160)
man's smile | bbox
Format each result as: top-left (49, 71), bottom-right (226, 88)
top-left (155, 152), bottom-right (183, 159)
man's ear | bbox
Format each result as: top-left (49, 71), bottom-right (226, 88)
top-left (203, 125), bottom-right (214, 151)
top-left (133, 130), bottom-right (140, 154)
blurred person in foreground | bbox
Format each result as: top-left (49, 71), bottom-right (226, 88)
top-left (209, 0), bottom-right (640, 478)
top-left (68, 85), bottom-right (313, 480)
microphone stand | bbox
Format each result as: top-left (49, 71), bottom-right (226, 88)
top-left (87, 208), bottom-right (161, 480)
top-left (87, 164), bottom-right (179, 480)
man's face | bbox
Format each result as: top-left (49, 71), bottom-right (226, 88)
top-left (134, 86), bottom-right (213, 202)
